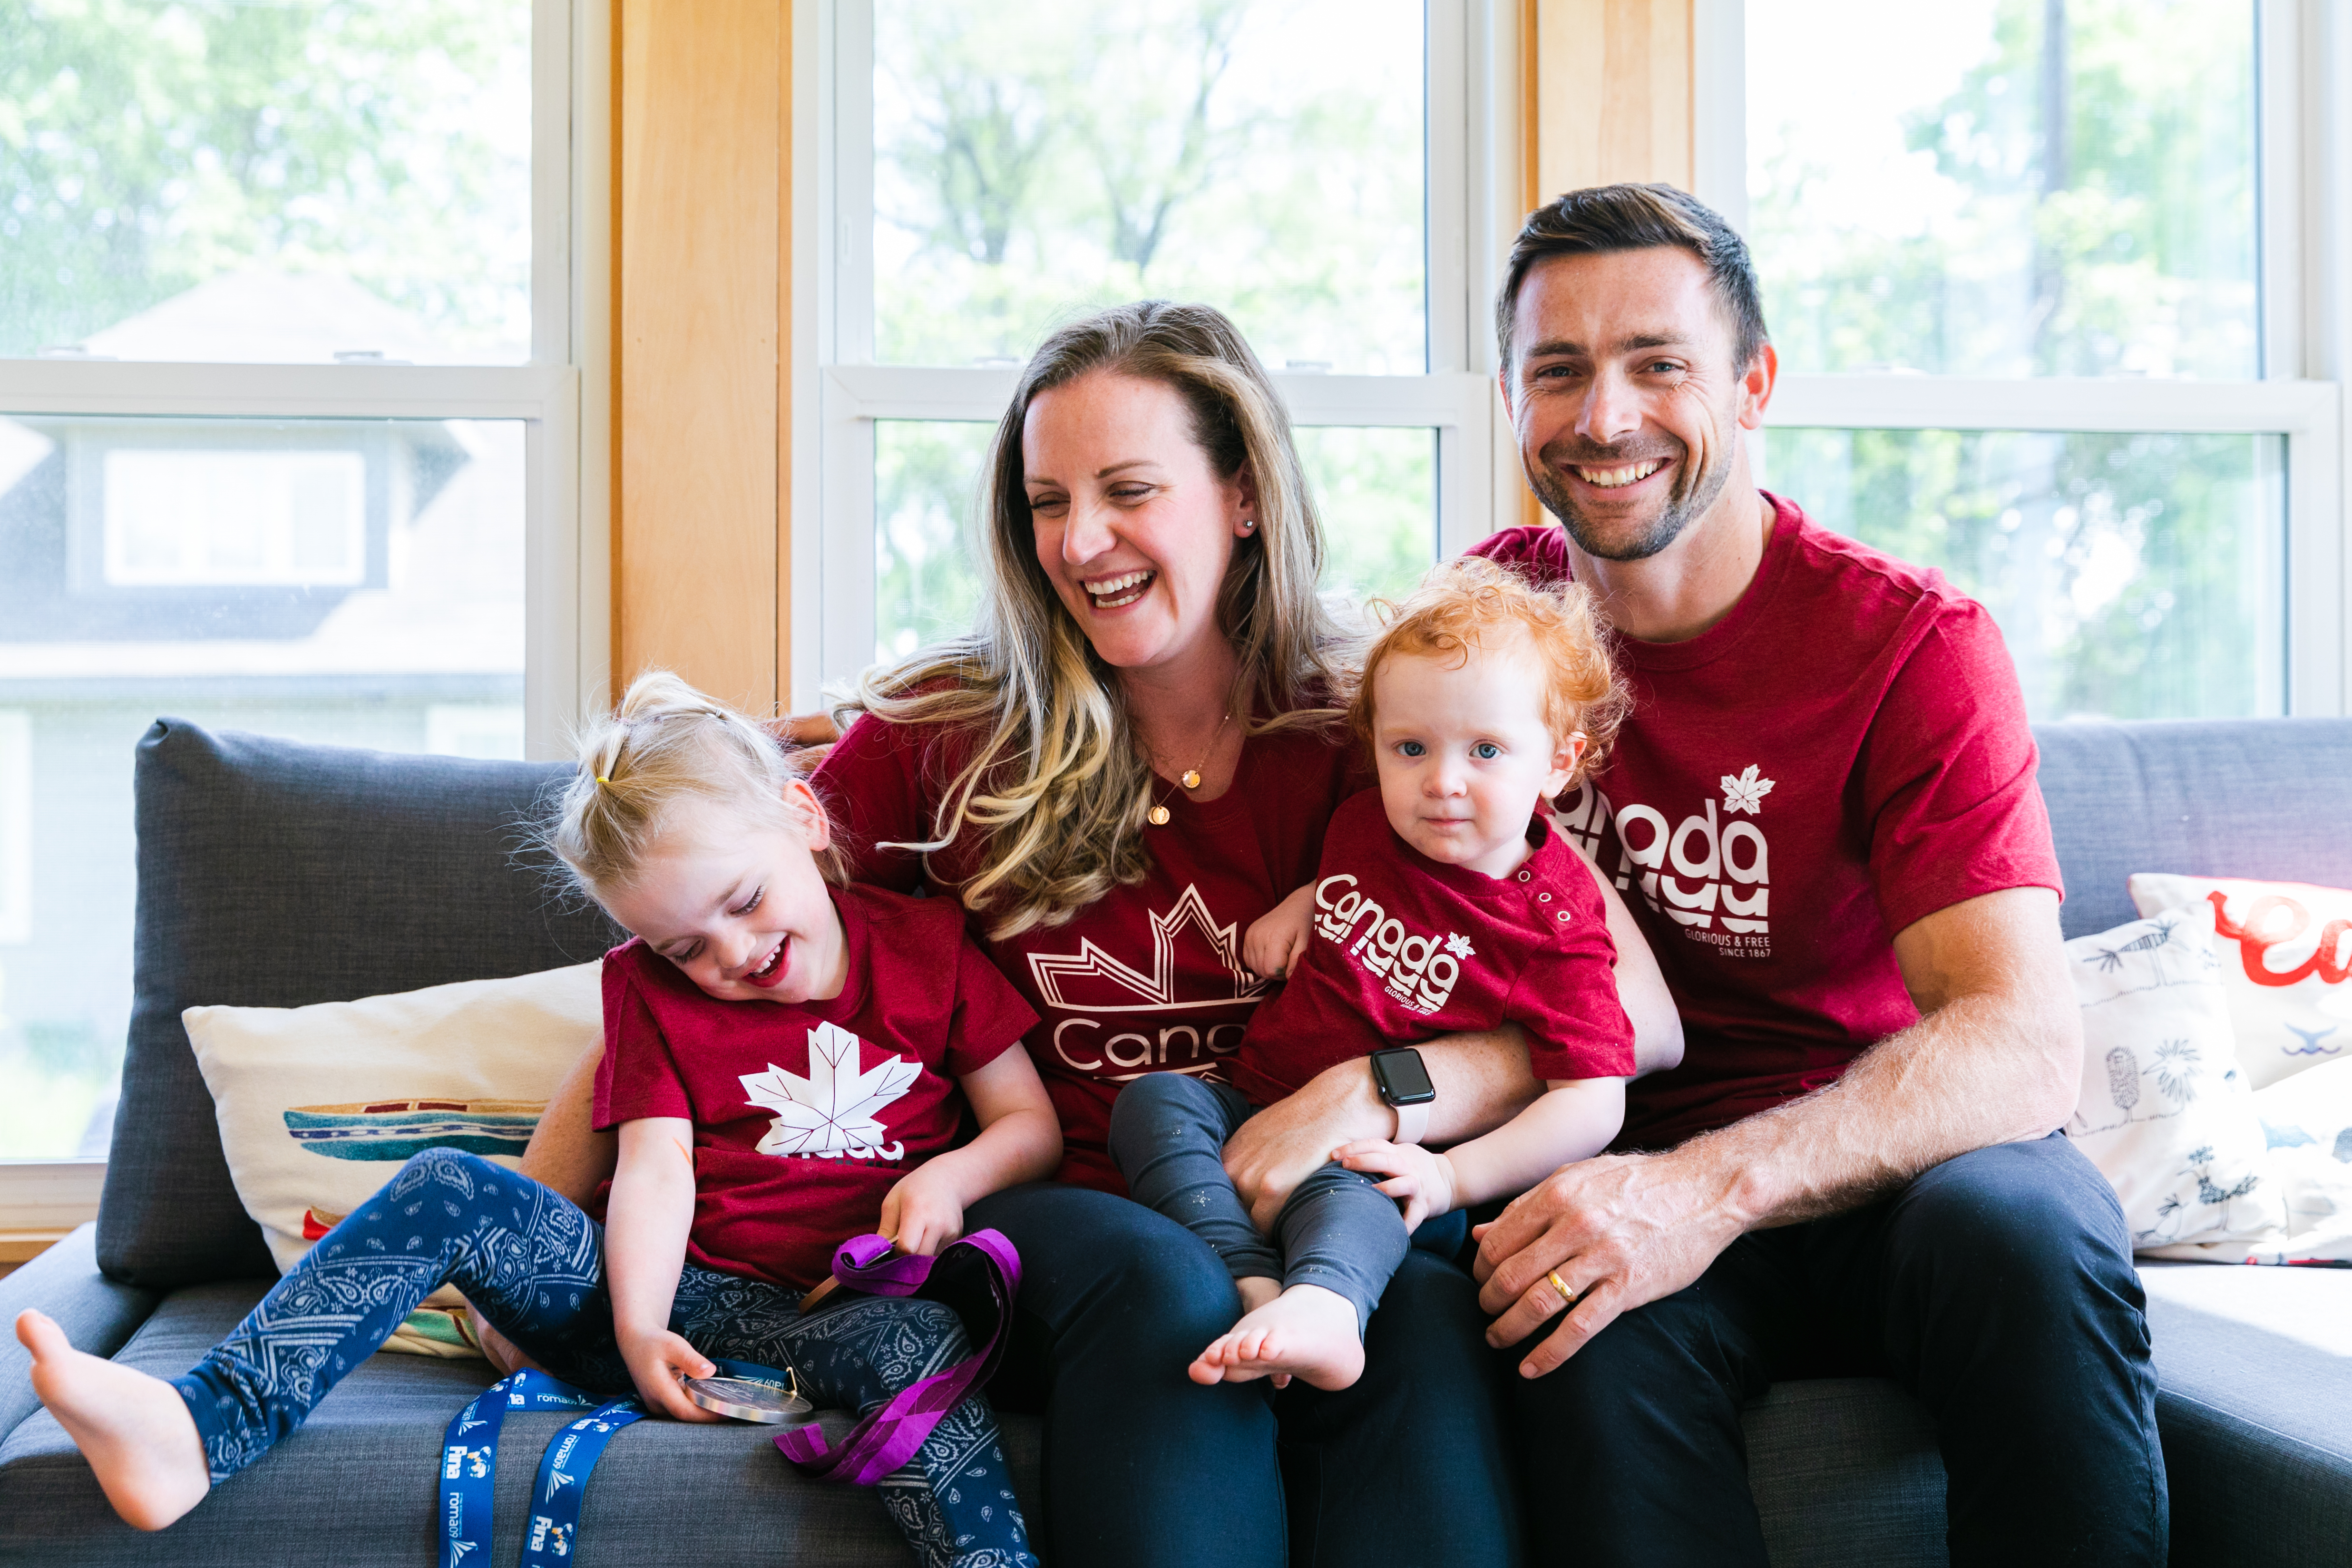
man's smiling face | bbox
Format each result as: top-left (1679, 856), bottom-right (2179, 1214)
top-left (1503, 246), bottom-right (1765, 562)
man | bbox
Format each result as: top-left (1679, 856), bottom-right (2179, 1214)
top-left (1451, 183), bottom-right (2162, 1564)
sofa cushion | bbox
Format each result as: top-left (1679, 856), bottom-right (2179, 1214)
top-left (98, 720), bottom-right (621, 1287)
top-left (0, 1280), bottom-right (1043, 1568)
top-left (2141, 1261), bottom-right (2352, 1568)
top-left (2033, 718), bottom-right (2352, 941)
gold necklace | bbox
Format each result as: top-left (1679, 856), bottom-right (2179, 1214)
top-left (1144, 711), bottom-right (1230, 827)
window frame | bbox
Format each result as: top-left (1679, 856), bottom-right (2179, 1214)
top-left (794, 0), bottom-right (1522, 708)
top-left (0, 0), bottom-right (610, 1227)
top-left (1692, 0), bottom-right (2350, 717)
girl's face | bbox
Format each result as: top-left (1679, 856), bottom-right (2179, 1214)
top-left (1021, 371), bottom-right (1257, 676)
top-left (595, 784), bottom-right (849, 1005)
top-left (1370, 639), bottom-right (1585, 880)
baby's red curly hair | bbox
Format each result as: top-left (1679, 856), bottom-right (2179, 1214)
top-left (1347, 555), bottom-right (1625, 787)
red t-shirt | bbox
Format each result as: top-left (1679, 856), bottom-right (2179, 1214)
top-left (815, 709), bottom-right (1358, 1192)
top-left (1229, 788), bottom-right (1635, 1105)
top-left (1469, 494), bottom-right (2062, 1149)
top-left (593, 882), bottom-right (1036, 1289)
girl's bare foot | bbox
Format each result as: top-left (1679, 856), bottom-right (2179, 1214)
top-left (1187, 1284), bottom-right (1364, 1391)
top-left (15, 1310), bottom-right (210, 1530)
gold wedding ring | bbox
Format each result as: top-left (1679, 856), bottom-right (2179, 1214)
top-left (1547, 1270), bottom-right (1577, 1308)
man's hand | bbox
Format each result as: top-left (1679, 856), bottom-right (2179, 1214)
top-left (1334, 1138), bottom-right (1456, 1233)
top-left (1471, 1150), bottom-right (1745, 1379)
top-left (878, 1165), bottom-right (966, 1256)
top-left (618, 1326), bottom-right (722, 1422)
top-left (1242, 885), bottom-right (1316, 980)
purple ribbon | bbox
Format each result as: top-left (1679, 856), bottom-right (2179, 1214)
top-left (773, 1227), bottom-right (1022, 1486)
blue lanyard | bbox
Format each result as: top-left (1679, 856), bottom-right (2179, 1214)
top-left (439, 1361), bottom-right (793, 1568)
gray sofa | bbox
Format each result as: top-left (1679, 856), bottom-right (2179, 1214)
top-left (3, 715), bottom-right (2349, 1566)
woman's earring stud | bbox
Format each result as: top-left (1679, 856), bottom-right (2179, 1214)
top-left (1240, 518), bottom-right (1256, 532)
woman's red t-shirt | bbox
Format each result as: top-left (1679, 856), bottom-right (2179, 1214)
top-left (814, 708), bottom-right (1357, 1192)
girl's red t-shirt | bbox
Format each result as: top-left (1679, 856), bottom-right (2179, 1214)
top-left (1229, 788), bottom-right (1635, 1105)
top-left (593, 881), bottom-right (1036, 1289)
top-left (814, 709), bottom-right (1358, 1192)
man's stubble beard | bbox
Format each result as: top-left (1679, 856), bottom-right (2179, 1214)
top-left (1526, 431), bottom-right (1737, 564)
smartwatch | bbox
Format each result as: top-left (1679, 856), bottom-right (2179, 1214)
top-left (1369, 1047), bottom-right (1436, 1145)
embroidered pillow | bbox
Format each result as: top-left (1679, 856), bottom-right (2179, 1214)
top-left (2128, 874), bottom-right (2352, 1091)
top-left (183, 963), bottom-right (601, 1356)
top-left (2063, 914), bottom-right (2281, 1251)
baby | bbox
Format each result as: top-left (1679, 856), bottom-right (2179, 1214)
top-left (1108, 555), bottom-right (1636, 1390)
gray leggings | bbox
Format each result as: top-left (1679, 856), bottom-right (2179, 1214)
top-left (1107, 1074), bottom-right (1420, 1334)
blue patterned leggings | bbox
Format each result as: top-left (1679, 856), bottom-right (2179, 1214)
top-left (172, 1149), bottom-right (1035, 1568)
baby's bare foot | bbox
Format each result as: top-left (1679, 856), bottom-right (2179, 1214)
top-left (16, 1310), bottom-right (210, 1530)
top-left (1187, 1284), bottom-right (1364, 1391)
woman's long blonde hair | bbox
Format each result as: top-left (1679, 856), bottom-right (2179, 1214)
top-left (842, 301), bottom-right (1350, 939)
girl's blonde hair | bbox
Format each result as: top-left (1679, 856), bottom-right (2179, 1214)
top-left (548, 670), bottom-right (845, 896)
top-left (840, 300), bottom-right (1352, 940)
top-left (1348, 556), bottom-right (1626, 786)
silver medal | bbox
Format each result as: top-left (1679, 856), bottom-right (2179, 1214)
top-left (679, 1373), bottom-right (815, 1424)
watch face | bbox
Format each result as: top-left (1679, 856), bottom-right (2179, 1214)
top-left (1373, 1049), bottom-right (1436, 1105)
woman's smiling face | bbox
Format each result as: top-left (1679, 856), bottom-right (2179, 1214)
top-left (1021, 371), bottom-right (1256, 675)
top-left (595, 787), bottom-right (849, 1006)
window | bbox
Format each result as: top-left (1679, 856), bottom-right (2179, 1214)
top-left (803, 0), bottom-right (1513, 703)
top-left (0, 3), bottom-right (598, 1190)
top-left (1698, 0), bottom-right (2345, 720)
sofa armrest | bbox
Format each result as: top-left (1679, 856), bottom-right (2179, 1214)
top-left (0, 1224), bottom-right (161, 1445)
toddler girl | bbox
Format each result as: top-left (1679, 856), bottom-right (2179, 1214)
top-left (1108, 557), bottom-right (1634, 1392)
top-left (17, 672), bottom-right (1060, 1568)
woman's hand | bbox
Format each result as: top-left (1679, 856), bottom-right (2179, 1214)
top-left (878, 1165), bottom-right (966, 1256)
top-left (1334, 1139), bottom-right (1457, 1233)
top-left (616, 1326), bottom-right (722, 1422)
top-left (459, 1299), bottom-right (542, 1378)
top-left (1243, 885), bottom-right (1317, 980)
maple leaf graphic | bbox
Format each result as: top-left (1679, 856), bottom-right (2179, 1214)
top-left (1720, 765), bottom-right (1776, 816)
top-left (739, 1021), bottom-right (920, 1158)
top-left (1443, 933), bottom-right (1476, 960)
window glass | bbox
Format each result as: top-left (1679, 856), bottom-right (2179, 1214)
top-left (0, 1), bottom-right (533, 363)
top-left (0, 415), bottom-right (525, 1159)
top-left (1745, 0), bottom-right (2257, 378)
top-left (1761, 428), bottom-right (2282, 720)
top-left (871, 0), bottom-right (1427, 374)
top-left (871, 420), bottom-right (1437, 665)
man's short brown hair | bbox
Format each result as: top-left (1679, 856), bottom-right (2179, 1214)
top-left (1496, 183), bottom-right (1770, 374)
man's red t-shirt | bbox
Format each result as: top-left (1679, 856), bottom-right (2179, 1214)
top-left (593, 882), bottom-right (1036, 1289)
top-left (1230, 788), bottom-right (1635, 1104)
top-left (1470, 494), bottom-right (2062, 1149)
top-left (815, 711), bottom-right (1356, 1192)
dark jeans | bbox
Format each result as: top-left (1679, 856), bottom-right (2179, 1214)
top-left (1510, 1134), bottom-right (2166, 1567)
top-left (967, 1180), bottom-right (1519, 1568)
top-left (174, 1149), bottom-right (1034, 1568)
top-left (1107, 1073), bottom-right (1412, 1333)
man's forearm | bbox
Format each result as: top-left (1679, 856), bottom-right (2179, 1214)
top-left (1669, 988), bottom-right (2078, 1232)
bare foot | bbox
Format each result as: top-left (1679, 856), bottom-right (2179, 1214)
top-left (1188, 1284), bottom-right (1364, 1391)
top-left (16, 1310), bottom-right (210, 1530)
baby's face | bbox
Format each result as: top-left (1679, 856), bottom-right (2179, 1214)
top-left (1369, 640), bottom-right (1581, 880)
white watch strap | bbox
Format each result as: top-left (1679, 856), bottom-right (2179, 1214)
top-left (1391, 1099), bottom-right (1429, 1146)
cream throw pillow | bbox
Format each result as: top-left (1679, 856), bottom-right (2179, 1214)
top-left (2063, 914), bottom-right (2282, 1250)
top-left (2128, 874), bottom-right (2352, 1091)
top-left (183, 962), bottom-right (602, 1356)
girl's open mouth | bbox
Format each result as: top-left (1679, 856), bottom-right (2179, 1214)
top-left (744, 938), bottom-right (790, 988)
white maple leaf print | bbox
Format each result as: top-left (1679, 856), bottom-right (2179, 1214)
top-left (1444, 933), bottom-right (1476, 960)
top-left (1720, 765), bottom-right (1776, 816)
top-left (739, 1020), bottom-right (920, 1159)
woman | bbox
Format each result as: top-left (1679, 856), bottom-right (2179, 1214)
top-left (510, 301), bottom-right (1679, 1565)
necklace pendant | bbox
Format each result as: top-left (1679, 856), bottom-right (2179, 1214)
top-left (1180, 768), bottom-right (1202, 790)
top-left (1148, 804), bottom-right (1171, 826)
